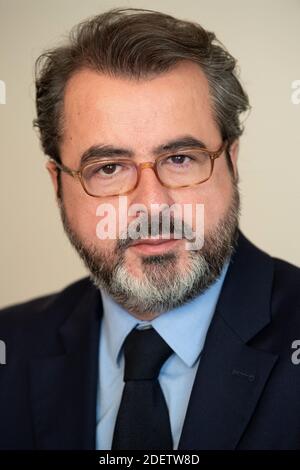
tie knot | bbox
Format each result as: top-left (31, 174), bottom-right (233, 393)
top-left (123, 327), bottom-right (173, 381)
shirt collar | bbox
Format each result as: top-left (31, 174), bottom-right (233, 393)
top-left (100, 260), bottom-right (229, 368)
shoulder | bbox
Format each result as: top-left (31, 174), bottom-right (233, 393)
top-left (272, 256), bottom-right (300, 291)
top-left (271, 257), bottom-right (300, 315)
top-left (0, 276), bottom-right (96, 331)
top-left (223, 232), bottom-right (300, 336)
top-left (249, 244), bottom-right (300, 339)
top-left (0, 277), bottom-right (101, 363)
top-left (237, 232), bottom-right (300, 300)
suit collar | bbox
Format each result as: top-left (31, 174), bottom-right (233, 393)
top-left (178, 231), bottom-right (278, 449)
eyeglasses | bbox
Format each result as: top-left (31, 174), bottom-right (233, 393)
top-left (49, 140), bottom-right (227, 197)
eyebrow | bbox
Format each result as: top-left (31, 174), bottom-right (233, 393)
top-left (79, 135), bottom-right (207, 165)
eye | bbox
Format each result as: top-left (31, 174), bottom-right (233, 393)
top-left (88, 162), bottom-right (124, 178)
top-left (98, 163), bottom-right (121, 175)
top-left (165, 155), bottom-right (193, 165)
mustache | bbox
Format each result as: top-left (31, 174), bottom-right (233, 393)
top-left (116, 213), bottom-right (195, 251)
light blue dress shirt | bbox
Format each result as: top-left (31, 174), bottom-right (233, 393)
top-left (96, 261), bottom-right (229, 450)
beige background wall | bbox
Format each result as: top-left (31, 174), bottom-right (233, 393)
top-left (0, 0), bottom-right (299, 308)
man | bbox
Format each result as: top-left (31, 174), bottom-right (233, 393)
top-left (0, 7), bottom-right (299, 450)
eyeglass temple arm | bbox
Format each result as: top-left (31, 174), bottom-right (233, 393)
top-left (49, 158), bottom-right (79, 177)
top-left (211, 140), bottom-right (228, 160)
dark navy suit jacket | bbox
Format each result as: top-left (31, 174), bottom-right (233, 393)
top-left (0, 232), bottom-right (300, 449)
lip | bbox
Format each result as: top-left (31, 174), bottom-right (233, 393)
top-left (129, 237), bottom-right (181, 254)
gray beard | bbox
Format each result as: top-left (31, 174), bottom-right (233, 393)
top-left (58, 184), bottom-right (240, 318)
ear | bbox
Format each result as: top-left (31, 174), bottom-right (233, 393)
top-left (46, 160), bottom-right (59, 196)
top-left (228, 139), bottom-right (239, 180)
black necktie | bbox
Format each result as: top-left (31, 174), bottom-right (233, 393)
top-left (111, 326), bottom-right (174, 450)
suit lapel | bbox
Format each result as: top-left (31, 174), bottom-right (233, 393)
top-left (178, 313), bottom-right (278, 449)
top-left (178, 232), bottom-right (279, 449)
top-left (30, 284), bottom-right (102, 449)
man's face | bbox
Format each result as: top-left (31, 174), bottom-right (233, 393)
top-left (47, 61), bottom-right (239, 319)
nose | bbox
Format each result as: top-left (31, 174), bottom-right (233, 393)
top-left (129, 163), bottom-right (175, 214)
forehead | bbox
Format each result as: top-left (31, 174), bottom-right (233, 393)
top-left (61, 61), bottom-right (220, 162)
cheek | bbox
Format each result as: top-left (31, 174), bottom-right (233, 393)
top-left (61, 180), bottom-right (104, 242)
top-left (170, 172), bottom-right (234, 232)
top-left (203, 174), bottom-right (234, 229)
top-left (69, 202), bottom-right (101, 243)
top-left (62, 181), bottom-right (122, 249)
